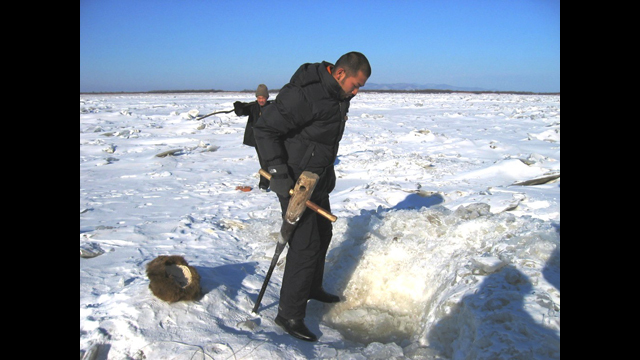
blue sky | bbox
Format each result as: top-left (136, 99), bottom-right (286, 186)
top-left (80, 0), bottom-right (560, 93)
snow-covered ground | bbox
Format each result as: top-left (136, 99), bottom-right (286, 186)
top-left (80, 92), bottom-right (560, 359)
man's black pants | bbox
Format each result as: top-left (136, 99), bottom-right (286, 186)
top-left (276, 195), bottom-right (333, 320)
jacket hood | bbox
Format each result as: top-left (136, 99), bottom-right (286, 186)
top-left (289, 61), bottom-right (342, 100)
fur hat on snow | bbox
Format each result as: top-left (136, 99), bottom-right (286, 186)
top-left (146, 255), bottom-right (202, 303)
top-left (255, 84), bottom-right (269, 98)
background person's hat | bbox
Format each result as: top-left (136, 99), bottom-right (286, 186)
top-left (256, 84), bottom-right (269, 98)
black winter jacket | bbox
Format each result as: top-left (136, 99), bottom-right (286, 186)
top-left (253, 61), bottom-right (350, 200)
top-left (235, 100), bottom-right (273, 147)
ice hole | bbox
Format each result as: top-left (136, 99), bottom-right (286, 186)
top-left (322, 204), bottom-right (555, 347)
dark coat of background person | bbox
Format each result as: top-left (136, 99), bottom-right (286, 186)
top-left (236, 101), bottom-right (273, 147)
top-left (234, 84), bottom-right (273, 190)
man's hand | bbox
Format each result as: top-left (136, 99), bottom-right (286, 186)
top-left (233, 101), bottom-right (244, 116)
top-left (268, 164), bottom-right (293, 197)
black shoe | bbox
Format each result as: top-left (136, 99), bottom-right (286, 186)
top-left (309, 288), bottom-right (341, 303)
top-left (275, 315), bottom-right (318, 342)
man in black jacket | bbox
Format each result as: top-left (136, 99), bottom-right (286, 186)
top-left (234, 84), bottom-right (273, 190)
top-left (253, 52), bottom-right (371, 342)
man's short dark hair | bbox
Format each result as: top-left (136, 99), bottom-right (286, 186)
top-left (335, 52), bottom-right (371, 78)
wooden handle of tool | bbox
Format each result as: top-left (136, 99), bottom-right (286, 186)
top-left (305, 201), bottom-right (338, 222)
top-left (258, 169), bottom-right (337, 222)
top-left (259, 168), bottom-right (272, 180)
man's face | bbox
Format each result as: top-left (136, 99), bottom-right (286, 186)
top-left (336, 69), bottom-right (368, 100)
top-left (256, 96), bottom-right (268, 106)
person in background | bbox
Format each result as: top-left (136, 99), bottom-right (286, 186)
top-left (234, 84), bottom-right (273, 191)
top-left (253, 52), bottom-right (371, 342)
